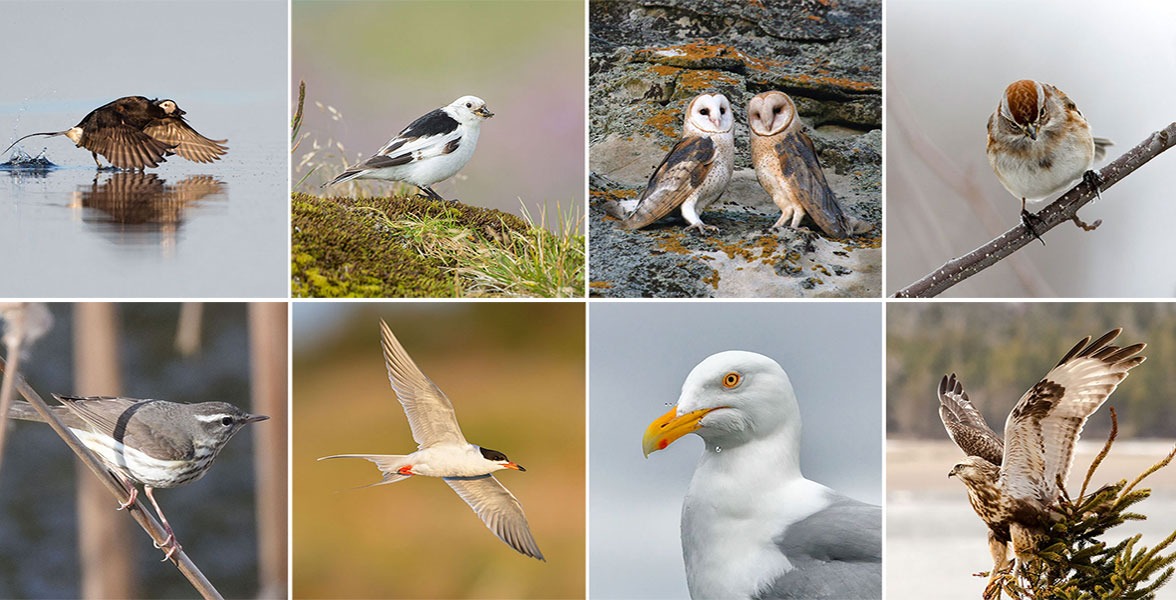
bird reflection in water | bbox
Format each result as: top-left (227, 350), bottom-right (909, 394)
top-left (71, 172), bottom-right (227, 254)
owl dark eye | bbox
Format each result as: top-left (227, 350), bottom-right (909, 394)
top-left (719, 106), bottom-right (726, 114)
top-left (221, 416), bottom-right (233, 426)
top-left (699, 108), bottom-right (710, 115)
top-left (773, 106), bottom-right (782, 114)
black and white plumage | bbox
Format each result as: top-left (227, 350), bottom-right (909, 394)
top-left (324, 95), bottom-right (493, 201)
top-left (643, 351), bottom-right (881, 599)
top-left (3, 97), bottom-right (227, 170)
top-left (748, 91), bottom-right (871, 238)
top-left (607, 93), bottom-right (735, 233)
top-left (320, 320), bottom-right (543, 561)
top-left (940, 329), bottom-right (1146, 589)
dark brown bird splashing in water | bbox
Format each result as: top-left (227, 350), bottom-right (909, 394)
top-left (3, 96), bottom-right (228, 170)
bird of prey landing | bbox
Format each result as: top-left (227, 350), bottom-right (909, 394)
top-left (939, 329), bottom-right (1145, 595)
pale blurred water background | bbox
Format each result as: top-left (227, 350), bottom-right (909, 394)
top-left (886, 0), bottom-right (1176, 297)
top-left (291, 0), bottom-right (585, 229)
top-left (0, 304), bottom-right (266, 598)
top-left (888, 441), bottom-right (1176, 599)
top-left (0, 1), bottom-right (288, 298)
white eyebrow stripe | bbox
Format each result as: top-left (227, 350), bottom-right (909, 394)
top-left (194, 414), bottom-right (232, 423)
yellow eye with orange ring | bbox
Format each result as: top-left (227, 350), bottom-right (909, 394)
top-left (722, 372), bottom-right (741, 388)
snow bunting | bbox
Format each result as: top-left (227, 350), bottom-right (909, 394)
top-left (606, 93), bottom-right (734, 233)
top-left (3, 96), bottom-right (227, 170)
top-left (324, 95), bottom-right (493, 201)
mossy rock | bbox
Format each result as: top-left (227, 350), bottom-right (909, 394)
top-left (291, 193), bottom-right (530, 298)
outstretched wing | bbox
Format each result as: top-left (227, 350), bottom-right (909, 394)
top-left (379, 320), bottom-right (467, 448)
top-left (444, 474), bottom-right (545, 561)
top-left (143, 116), bottom-right (228, 163)
top-left (80, 109), bottom-right (174, 169)
top-left (777, 130), bottom-right (851, 238)
top-left (1001, 329), bottom-right (1145, 504)
top-left (938, 373), bottom-right (1004, 465)
top-left (620, 135), bottom-right (715, 230)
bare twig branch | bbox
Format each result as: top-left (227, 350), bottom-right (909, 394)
top-left (0, 356), bottom-right (224, 600)
top-left (894, 122), bottom-right (1176, 298)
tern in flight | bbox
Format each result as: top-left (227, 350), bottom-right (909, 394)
top-left (320, 320), bottom-right (544, 561)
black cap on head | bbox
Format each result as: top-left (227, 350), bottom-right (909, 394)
top-left (479, 447), bottom-right (508, 462)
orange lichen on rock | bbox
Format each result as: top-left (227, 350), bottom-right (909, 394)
top-left (654, 234), bottom-right (693, 255)
top-left (642, 109), bottom-right (683, 138)
top-left (589, 280), bottom-right (614, 289)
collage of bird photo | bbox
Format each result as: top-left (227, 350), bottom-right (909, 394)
top-left (1, 0), bottom-right (1176, 599)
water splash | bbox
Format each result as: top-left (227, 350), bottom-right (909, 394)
top-left (0, 147), bottom-right (56, 171)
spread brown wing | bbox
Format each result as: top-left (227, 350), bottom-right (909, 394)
top-left (778, 130), bottom-right (851, 238)
top-left (621, 135), bottom-right (715, 230)
top-left (143, 118), bottom-right (228, 163)
top-left (1001, 329), bottom-right (1145, 505)
top-left (938, 374), bottom-right (1004, 465)
top-left (81, 123), bottom-right (174, 169)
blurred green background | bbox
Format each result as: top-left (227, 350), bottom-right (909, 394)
top-left (292, 0), bottom-right (585, 225)
top-left (292, 302), bottom-right (585, 598)
top-left (887, 302), bottom-right (1176, 440)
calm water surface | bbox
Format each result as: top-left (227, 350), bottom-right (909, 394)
top-left (0, 101), bottom-right (287, 298)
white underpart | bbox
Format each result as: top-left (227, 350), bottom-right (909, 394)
top-left (682, 430), bottom-right (831, 599)
top-left (406, 443), bottom-right (506, 478)
top-left (72, 428), bottom-right (204, 489)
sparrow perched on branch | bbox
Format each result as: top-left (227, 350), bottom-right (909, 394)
top-left (986, 79), bottom-right (1111, 243)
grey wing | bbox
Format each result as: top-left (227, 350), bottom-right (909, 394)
top-left (938, 374), bottom-right (1004, 465)
top-left (1002, 329), bottom-right (1145, 504)
top-left (778, 130), bottom-right (852, 238)
top-left (52, 395), bottom-right (148, 439)
top-left (142, 118), bottom-right (228, 163)
top-left (444, 475), bottom-right (545, 561)
top-left (621, 135), bottom-right (715, 230)
top-left (380, 320), bottom-right (466, 447)
top-left (754, 493), bottom-right (881, 599)
top-left (53, 395), bottom-right (195, 461)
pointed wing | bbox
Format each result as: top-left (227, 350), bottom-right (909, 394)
top-left (621, 135), bottom-right (715, 230)
top-left (938, 374), bottom-right (1004, 465)
top-left (143, 117), bottom-right (228, 163)
top-left (444, 474), bottom-right (545, 561)
top-left (80, 109), bottom-right (174, 169)
top-left (379, 320), bottom-right (467, 448)
top-left (1001, 329), bottom-right (1145, 504)
top-left (777, 130), bottom-right (851, 238)
top-left (328, 111), bottom-right (463, 185)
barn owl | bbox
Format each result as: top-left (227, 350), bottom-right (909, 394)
top-left (748, 91), bottom-right (871, 238)
top-left (608, 93), bottom-right (735, 233)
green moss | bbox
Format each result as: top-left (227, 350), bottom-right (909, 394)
top-left (291, 193), bottom-right (580, 298)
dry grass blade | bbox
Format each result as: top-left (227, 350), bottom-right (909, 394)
top-left (1081, 406), bottom-right (1119, 499)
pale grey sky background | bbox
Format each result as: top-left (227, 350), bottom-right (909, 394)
top-left (886, 0), bottom-right (1176, 297)
top-left (589, 302), bottom-right (882, 599)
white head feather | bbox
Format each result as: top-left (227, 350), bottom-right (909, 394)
top-left (444, 95), bottom-right (494, 125)
top-left (684, 93), bottom-right (734, 136)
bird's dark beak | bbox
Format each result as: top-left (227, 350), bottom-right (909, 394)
top-left (504, 462), bottom-right (525, 471)
top-left (1025, 124), bottom-right (1037, 141)
top-left (176, 108), bottom-right (186, 116)
top-left (244, 414), bottom-right (270, 424)
top-left (475, 106), bottom-right (494, 118)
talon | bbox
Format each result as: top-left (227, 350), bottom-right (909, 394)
top-left (154, 535), bottom-right (181, 561)
top-left (397, 465), bottom-right (415, 476)
top-left (1020, 208), bottom-right (1046, 246)
top-left (117, 487), bottom-right (138, 511)
top-left (1083, 169), bottom-right (1104, 201)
